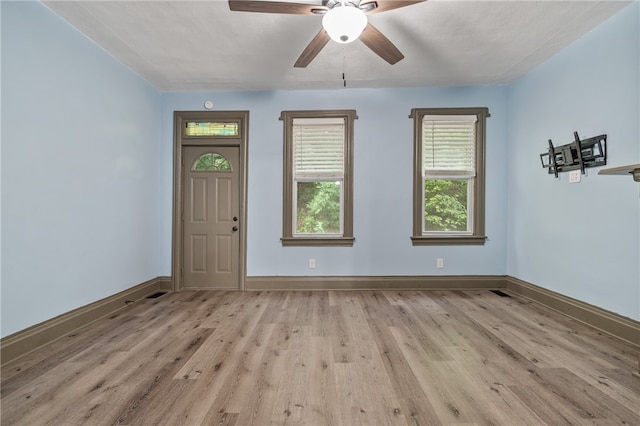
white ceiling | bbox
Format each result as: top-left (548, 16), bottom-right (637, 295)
top-left (42, 0), bottom-right (631, 91)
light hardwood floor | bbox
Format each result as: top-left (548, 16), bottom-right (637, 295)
top-left (1, 290), bottom-right (639, 425)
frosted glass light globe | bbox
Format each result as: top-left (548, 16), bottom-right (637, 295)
top-left (322, 6), bottom-right (367, 44)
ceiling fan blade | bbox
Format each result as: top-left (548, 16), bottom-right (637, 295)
top-left (228, 0), bottom-right (325, 15)
top-left (362, 0), bottom-right (425, 14)
top-left (359, 23), bottom-right (404, 65)
top-left (294, 28), bottom-right (331, 68)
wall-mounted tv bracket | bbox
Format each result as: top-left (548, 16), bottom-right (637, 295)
top-left (540, 132), bottom-right (607, 178)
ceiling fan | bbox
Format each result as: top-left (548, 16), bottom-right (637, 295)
top-left (228, 0), bottom-right (425, 68)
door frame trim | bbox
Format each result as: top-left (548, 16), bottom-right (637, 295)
top-left (172, 111), bottom-right (249, 291)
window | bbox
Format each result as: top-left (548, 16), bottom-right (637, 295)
top-left (191, 153), bottom-right (232, 172)
top-left (281, 110), bottom-right (356, 246)
top-left (410, 107), bottom-right (490, 245)
top-left (184, 121), bottom-right (239, 137)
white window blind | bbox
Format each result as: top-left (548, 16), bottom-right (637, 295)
top-left (293, 118), bottom-right (345, 178)
top-left (422, 115), bottom-right (477, 178)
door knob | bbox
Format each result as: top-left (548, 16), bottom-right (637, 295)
top-left (232, 226), bottom-right (238, 232)
top-left (233, 217), bottom-right (238, 222)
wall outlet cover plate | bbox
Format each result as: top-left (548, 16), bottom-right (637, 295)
top-left (569, 170), bottom-right (581, 183)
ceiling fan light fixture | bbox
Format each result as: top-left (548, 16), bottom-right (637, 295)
top-left (322, 5), bottom-right (367, 44)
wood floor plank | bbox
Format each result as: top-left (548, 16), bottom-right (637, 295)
top-left (233, 294), bottom-right (299, 425)
top-left (304, 335), bottom-right (337, 425)
top-left (330, 292), bottom-right (373, 363)
top-left (1, 294), bottom-right (180, 393)
top-left (341, 293), bottom-right (381, 363)
top-left (452, 290), bottom-right (640, 407)
top-left (508, 383), bottom-right (595, 425)
top-left (2, 298), bottom-right (178, 407)
top-left (292, 291), bottom-right (315, 326)
top-left (2, 289), bottom-right (638, 425)
top-left (388, 323), bottom-right (540, 425)
top-left (201, 322), bottom-right (276, 424)
top-left (160, 293), bottom-right (270, 425)
top-left (333, 361), bottom-right (406, 425)
top-left (269, 325), bottom-right (313, 424)
top-left (2, 299), bottom-right (213, 425)
top-left (427, 291), bottom-right (539, 386)
top-left (310, 291), bottom-right (330, 338)
top-left (451, 290), bottom-right (621, 370)
top-left (495, 290), bottom-right (639, 371)
top-left (534, 367), bottom-right (640, 424)
top-left (360, 291), bottom-right (443, 425)
top-left (105, 327), bottom-right (214, 425)
top-left (388, 291), bottom-right (457, 361)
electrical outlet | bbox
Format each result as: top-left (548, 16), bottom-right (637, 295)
top-left (309, 258), bottom-right (316, 269)
top-left (436, 258), bottom-right (444, 269)
top-left (569, 169), bottom-right (581, 183)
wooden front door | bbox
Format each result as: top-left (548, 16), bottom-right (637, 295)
top-left (182, 146), bottom-right (240, 289)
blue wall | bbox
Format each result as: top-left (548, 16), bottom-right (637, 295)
top-left (161, 87), bottom-right (509, 277)
top-left (507, 2), bottom-right (639, 320)
top-left (1, 2), bottom-right (163, 337)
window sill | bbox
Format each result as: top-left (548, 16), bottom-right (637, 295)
top-left (281, 237), bottom-right (355, 247)
top-left (411, 235), bottom-right (487, 246)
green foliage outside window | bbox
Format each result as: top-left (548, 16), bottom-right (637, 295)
top-left (296, 181), bottom-right (341, 234)
top-left (424, 180), bottom-right (468, 232)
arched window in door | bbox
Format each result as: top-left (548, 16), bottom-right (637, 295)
top-left (191, 153), bottom-right (232, 172)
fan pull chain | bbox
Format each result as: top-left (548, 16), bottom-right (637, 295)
top-left (342, 51), bottom-right (347, 87)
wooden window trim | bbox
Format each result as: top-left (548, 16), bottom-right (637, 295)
top-left (280, 110), bottom-right (357, 247)
top-left (410, 107), bottom-right (490, 246)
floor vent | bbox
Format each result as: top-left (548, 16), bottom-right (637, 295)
top-left (146, 291), bottom-right (168, 299)
top-left (490, 290), bottom-right (511, 298)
